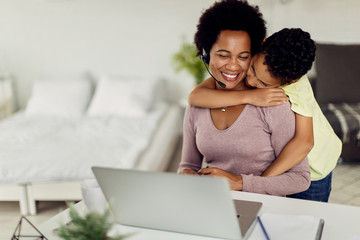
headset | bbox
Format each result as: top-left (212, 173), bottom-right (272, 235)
top-left (201, 50), bottom-right (226, 88)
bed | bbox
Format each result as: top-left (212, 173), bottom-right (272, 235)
top-left (0, 74), bottom-right (182, 215)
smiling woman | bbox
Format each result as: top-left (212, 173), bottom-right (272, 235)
top-left (178, 0), bottom-right (310, 196)
top-left (208, 30), bottom-right (251, 90)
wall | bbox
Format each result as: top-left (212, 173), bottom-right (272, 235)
top-left (0, 0), bottom-right (215, 108)
top-left (254, 0), bottom-right (360, 43)
top-left (0, 0), bottom-right (359, 108)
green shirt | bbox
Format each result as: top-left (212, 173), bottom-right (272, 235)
top-left (281, 75), bottom-right (342, 181)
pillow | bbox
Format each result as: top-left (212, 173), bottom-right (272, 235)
top-left (25, 77), bottom-right (92, 117)
top-left (315, 43), bottom-right (360, 103)
top-left (86, 75), bottom-right (157, 117)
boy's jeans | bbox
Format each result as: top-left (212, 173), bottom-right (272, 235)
top-left (287, 172), bottom-right (332, 202)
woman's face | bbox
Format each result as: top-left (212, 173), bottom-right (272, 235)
top-left (245, 53), bottom-right (282, 89)
top-left (209, 30), bottom-right (251, 90)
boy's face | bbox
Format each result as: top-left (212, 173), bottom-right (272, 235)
top-left (245, 53), bottom-right (282, 89)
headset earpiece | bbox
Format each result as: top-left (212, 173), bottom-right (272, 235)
top-left (201, 49), bottom-right (210, 64)
top-left (200, 49), bottom-right (226, 88)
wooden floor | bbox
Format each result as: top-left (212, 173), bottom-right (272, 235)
top-left (1, 139), bottom-right (359, 239)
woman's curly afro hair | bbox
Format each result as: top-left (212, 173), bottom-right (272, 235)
top-left (259, 28), bottom-right (316, 85)
top-left (194, 0), bottom-right (266, 63)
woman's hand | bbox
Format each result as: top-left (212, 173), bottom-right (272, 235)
top-left (246, 88), bottom-right (289, 107)
top-left (198, 167), bottom-right (243, 191)
top-left (179, 168), bottom-right (199, 175)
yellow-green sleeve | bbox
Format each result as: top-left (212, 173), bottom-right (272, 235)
top-left (281, 75), bottom-right (315, 117)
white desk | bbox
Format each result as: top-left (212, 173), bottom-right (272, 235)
top-left (39, 191), bottom-right (360, 240)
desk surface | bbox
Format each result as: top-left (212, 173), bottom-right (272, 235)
top-left (39, 191), bottom-right (360, 240)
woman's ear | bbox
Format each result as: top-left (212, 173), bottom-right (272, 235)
top-left (262, 37), bottom-right (266, 44)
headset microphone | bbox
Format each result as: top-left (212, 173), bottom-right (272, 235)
top-left (200, 53), bottom-right (226, 88)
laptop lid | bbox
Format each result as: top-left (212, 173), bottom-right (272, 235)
top-left (92, 167), bottom-right (261, 240)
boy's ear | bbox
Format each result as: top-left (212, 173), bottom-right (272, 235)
top-left (290, 79), bottom-right (299, 84)
top-left (262, 37), bottom-right (266, 44)
top-left (283, 79), bottom-right (298, 86)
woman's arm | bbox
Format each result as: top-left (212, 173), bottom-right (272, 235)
top-left (177, 106), bottom-right (203, 175)
top-left (261, 114), bottom-right (314, 177)
top-left (199, 164), bottom-right (310, 195)
top-left (198, 167), bottom-right (243, 190)
top-left (188, 78), bottom-right (288, 108)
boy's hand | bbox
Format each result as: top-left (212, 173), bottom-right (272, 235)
top-left (246, 88), bottom-right (289, 107)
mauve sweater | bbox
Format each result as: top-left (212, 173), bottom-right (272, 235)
top-left (178, 102), bottom-right (310, 196)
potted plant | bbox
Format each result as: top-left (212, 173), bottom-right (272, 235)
top-left (56, 204), bottom-right (130, 240)
top-left (172, 39), bottom-right (207, 85)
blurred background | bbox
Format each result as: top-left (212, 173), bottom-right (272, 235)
top-left (0, 0), bottom-right (359, 110)
top-left (0, 0), bottom-right (360, 238)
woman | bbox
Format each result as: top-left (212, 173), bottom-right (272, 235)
top-left (178, 0), bottom-right (310, 196)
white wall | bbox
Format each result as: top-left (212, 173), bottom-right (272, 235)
top-left (0, 0), bottom-right (359, 108)
top-left (0, 0), bottom-right (215, 108)
top-left (253, 0), bottom-right (360, 43)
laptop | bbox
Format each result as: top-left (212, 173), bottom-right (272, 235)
top-left (92, 167), bottom-right (262, 240)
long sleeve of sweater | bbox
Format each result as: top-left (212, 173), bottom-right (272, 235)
top-left (177, 106), bottom-right (203, 173)
top-left (178, 103), bottom-right (310, 196)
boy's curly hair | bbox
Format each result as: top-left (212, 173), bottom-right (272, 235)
top-left (260, 28), bottom-right (316, 85)
top-left (194, 0), bottom-right (266, 63)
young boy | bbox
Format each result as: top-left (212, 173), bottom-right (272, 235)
top-left (188, 28), bottom-right (342, 202)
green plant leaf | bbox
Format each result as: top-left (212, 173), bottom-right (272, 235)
top-left (56, 203), bottom-right (129, 240)
top-left (172, 40), bottom-right (207, 85)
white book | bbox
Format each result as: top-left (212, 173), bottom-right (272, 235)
top-left (249, 213), bottom-right (324, 240)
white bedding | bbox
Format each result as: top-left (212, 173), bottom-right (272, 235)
top-left (0, 103), bottom-right (168, 184)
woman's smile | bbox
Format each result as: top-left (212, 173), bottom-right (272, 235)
top-left (221, 72), bottom-right (240, 82)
